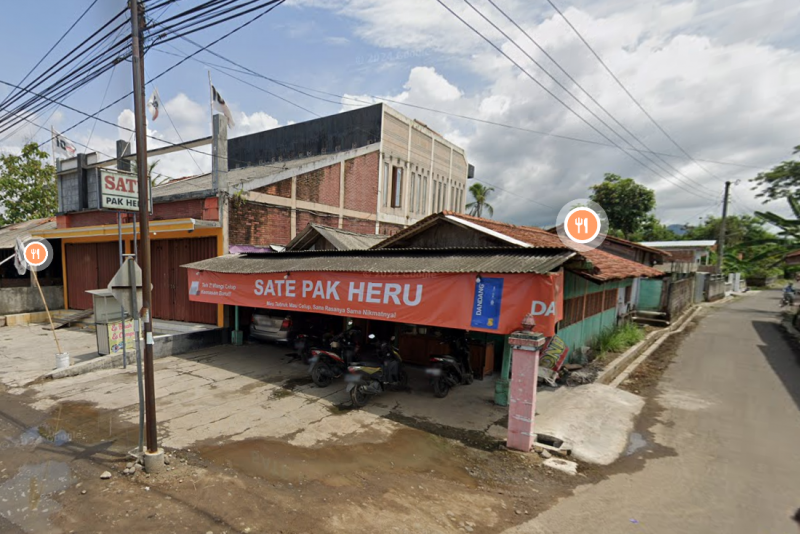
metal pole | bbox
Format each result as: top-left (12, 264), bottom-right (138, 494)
top-left (717, 181), bottom-right (731, 275)
top-left (130, 0), bottom-right (158, 454)
top-left (118, 212), bottom-right (127, 369)
top-left (130, 214), bottom-right (144, 455)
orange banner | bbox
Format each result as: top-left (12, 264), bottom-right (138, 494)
top-left (187, 270), bottom-right (563, 336)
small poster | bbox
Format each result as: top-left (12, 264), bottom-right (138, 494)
top-left (108, 319), bottom-right (137, 354)
top-left (540, 335), bottom-right (569, 372)
top-left (471, 277), bottom-right (504, 330)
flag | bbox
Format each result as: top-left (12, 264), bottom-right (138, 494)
top-left (52, 129), bottom-right (76, 157)
top-left (211, 84), bottom-right (235, 128)
top-left (147, 88), bottom-right (161, 121)
top-left (14, 237), bottom-right (27, 276)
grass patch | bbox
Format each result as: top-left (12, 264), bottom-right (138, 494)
top-left (591, 322), bottom-right (646, 360)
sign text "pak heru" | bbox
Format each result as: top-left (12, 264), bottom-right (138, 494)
top-left (101, 171), bottom-right (141, 211)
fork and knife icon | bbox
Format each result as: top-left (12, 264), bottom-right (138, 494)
top-left (574, 217), bottom-right (589, 234)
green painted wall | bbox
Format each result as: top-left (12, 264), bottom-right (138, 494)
top-left (557, 272), bottom-right (634, 360)
top-left (638, 279), bottom-right (663, 311)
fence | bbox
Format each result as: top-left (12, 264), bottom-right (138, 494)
top-left (666, 277), bottom-right (694, 319)
top-left (706, 274), bottom-right (726, 302)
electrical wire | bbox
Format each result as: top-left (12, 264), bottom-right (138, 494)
top-left (434, 0), bottom-right (718, 202)
top-left (480, 0), bottom-right (719, 197)
top-left (544, 0), bottom-right (728, 184)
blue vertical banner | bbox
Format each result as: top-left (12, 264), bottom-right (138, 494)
top-left (471, 277), bottom-right (504, 330)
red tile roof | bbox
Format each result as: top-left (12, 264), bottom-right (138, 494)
top-left (378, 212), bottom-right (664, 282)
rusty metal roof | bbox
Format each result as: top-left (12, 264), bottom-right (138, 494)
top-left (286, 223), bottom-right (387, 251)
top-left (183, 247), bottom-right (576, 275)
top-left (0, 217), bottom-right (57, 250)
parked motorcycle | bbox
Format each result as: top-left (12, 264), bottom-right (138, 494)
top-left (308, 324), bottom-right (362, 387)
top-left (346, 334), bottom-right (407, 408)
top-left (293, 333), bottom-right (324, 364)
top-left (426, 335), bottom-right (474, 398)
top-left (781, 285), bottom-right (795, 307)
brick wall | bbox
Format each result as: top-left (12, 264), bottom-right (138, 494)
top-left (296, 163), bottom-right (340, 206)
top-left (342, 218), bottom-right (376, 234)
top-left (379, 222), bottom-right (405, 236)
top-left (344, 152), bottom-right (379, 213)
top-left (229, 200), bottom-right (291, 246)
top-left (296, 211), bottom-right (339, 235)
top-left (255, 178), bottom-right (292, 198)
top-left (153, 199), bottom-right (206, 221)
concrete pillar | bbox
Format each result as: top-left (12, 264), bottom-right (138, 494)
top-left (507, 322), bottom-right (546, 453)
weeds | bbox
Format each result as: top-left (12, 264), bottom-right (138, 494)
top-left (591, 321), bottom-right (645, 359)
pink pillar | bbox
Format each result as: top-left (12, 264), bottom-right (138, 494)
top-left (507, 330), bottom-right (545, 452)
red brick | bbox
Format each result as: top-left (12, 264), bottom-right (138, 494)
top-left (296, 163), bottom-right (340, 207)
top-left (344, 152), bottom-right (379, 212)
top-left (228, 200), bottom-right (291, 246)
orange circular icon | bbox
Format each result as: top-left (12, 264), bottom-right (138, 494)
top-left (564, 207), bottom-right (601, 244)
top-left (24, 242), bottom-right (48, 267)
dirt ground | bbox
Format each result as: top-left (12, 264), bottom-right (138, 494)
top-left (0, 314), bottom-right (710, 534)
top-left (0, 386), bottom-right (604, 534)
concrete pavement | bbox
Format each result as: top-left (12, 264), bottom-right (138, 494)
top-left (506, 290), bottom-right (800, 534)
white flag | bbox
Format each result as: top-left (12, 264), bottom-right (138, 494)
top-left (52, 129), bottom-right (76, 157)
top-left (147, 88), bottom-right (161, 121)
top-left (211, 84), bottom-right (235, 128)
top-left (14, 237), bottom-right (27, 276)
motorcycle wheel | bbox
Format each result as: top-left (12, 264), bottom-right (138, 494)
top-left (464, 373), bottom-right (474, 385)
top-left (311, 361), bottom-right (334, 388)
top-left (433, 376), bottom-right (451, 398)
top-left (350, 385), bottom-right (369, 408)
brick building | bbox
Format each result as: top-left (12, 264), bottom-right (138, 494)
top-left (36, 103), bottom-right (470, 325)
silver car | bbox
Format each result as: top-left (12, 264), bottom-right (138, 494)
top-left (250, 311), bottom-right (294, 343)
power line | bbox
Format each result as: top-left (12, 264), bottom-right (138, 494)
top-left (544, 0), bottom-right (727, 185)
top-left (480, 0), bottom-right (719, 197)
top-left (434, 0), bottom-right (717, 202)
top-left (0, 0), bottom-right (101, 109)
top-left (156, 39), bottom-right (764, 171)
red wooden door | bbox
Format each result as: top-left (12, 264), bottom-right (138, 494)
top-left (150, 239), bottom-right (172, 322)
top-left (65, 242), bottom-right (122, 310)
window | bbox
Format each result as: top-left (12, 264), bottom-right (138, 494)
top-left (391, 166), bottom-right (403, 208)
top-left (383, 162), bottom-right (390, 207)
top-left (561, 296), bottom-right (585, 328)
top-left (410, 172), bottom-right (416, 212)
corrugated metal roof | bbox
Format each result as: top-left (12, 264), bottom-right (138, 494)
top-left (183, 247), bottom-right (576, 275)
top-left (286, 223), bottom-right (386, 251)
top-left (0, 218), bottom-right (57, 249)
top-left (640, 240), bottom-right (716, 248)
top-left (152, 174), bottom-right (212, 198)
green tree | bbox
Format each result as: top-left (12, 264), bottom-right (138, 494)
top-left (466, 183), bottom-right (495, 218)
top-left (0, 142), bottom-right (57, 226)
top-left (751, 145), bottom-right (800, 202)
top-left (687, 214), bottom-right (782, 276)
top-left (130, 159), bottom-right (163, 187)
top-left (629, 215), bottom-right (678, 242)
top-left (589, 173), bottom-right (656, 239)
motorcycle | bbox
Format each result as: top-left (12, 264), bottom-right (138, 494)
top-left (308, 324), bottom-right (362, 387)
top-left (293, 333), bottom-right (324, 364)
top-left (425, 335), bottom-right (474, 398)
top-left (781, 287), bottom-right (795, 307)
top-left (346, 334), bottom-right (407, 408)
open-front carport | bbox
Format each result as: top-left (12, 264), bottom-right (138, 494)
top-left (182, 247), bottom-right (577, 405)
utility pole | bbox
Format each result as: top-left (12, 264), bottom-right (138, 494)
top-left (717, 180), bottom-right (732, 275)
top-left (129, 0), bottom-right (162, 471)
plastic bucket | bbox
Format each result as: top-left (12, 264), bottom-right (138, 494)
top-left (55, 352), bottom-right (70, 369)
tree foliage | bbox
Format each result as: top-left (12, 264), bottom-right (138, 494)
top-left (0, 142), bottom-right (57, 226)
top-left (629, 215), bottom-right (678, 242)
top-left (687, 214), bottom-right (782, 276)
top-left (589, 173), bottom-right (656, 238)
top-left (466, 182), bottom-right (495, 218)
top-left (751, 145), bottom-right (800, 202)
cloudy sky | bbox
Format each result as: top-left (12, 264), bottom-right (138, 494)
top-left (1, 0), bottom-right (798, 227)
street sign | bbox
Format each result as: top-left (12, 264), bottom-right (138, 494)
top-left (100, 169), bottom-right (151, 212)
top-left (108, 258), bottom-right (147, 317)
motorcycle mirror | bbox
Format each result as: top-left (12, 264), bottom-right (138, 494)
top-left (391, 336), bottom-right (396, 341)
top-left (368, 333), bottom-right (376, 339)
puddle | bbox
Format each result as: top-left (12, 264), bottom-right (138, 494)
top-left (40, 402), bottom-right (138, 452)
top-left (281, 376), bottom-right (313, 391)
top-left (18, 425), bottom-right (71, 448)
top-left (198, 428), bottom-right (477, 488)
top-left (0, 461), bottom-right (73, 533)
top-left (626, 432), bottom-right (648, 456)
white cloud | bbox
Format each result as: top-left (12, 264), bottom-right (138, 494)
top-left (312, 0), bottom-right (800, 225)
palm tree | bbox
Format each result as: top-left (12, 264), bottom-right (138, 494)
top-left (466, 183), bottom-right (495, 218)
top-left (130, 159), bottom-right (163, 187)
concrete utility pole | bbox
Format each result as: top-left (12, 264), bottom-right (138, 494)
top-left (717, 180), bottom-right (732, 275)
top-left (129, 0), bottom-right (162, 470)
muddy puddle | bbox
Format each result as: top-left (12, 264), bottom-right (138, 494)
top-left (0, 461), bottom-right (73, 533)
top-left (198, 428), bottom-right (477, 489)
top-left (39, 402), bottom-right (139, 453)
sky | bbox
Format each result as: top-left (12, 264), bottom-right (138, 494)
top-left (1, 0), bottom-right (799, 228)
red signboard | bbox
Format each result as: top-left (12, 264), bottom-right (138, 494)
top-left (187, 270), bottom-right (563, 336)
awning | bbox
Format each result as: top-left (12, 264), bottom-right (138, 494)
top-left (35, 218), bottom-right (219, 240)
top-left (183, 248), bottom-right (574, 336)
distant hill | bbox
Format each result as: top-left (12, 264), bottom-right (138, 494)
top-left (667, 224), bottom-right (688, 236)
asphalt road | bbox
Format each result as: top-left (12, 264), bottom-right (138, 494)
top-left (507, 290), bottom-right (800, 534)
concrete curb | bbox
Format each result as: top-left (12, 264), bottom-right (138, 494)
top-left (595, 328), bottom-right (666, 386)
top-left (609, 306), bottom-right (702, 389)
